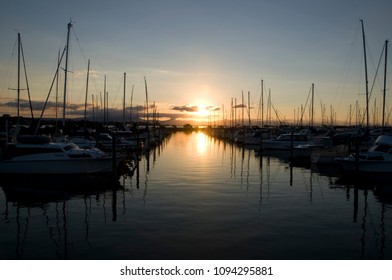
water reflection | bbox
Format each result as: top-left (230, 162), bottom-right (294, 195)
top-left (0, 131), bottom-right (391, 259)
top-left (197, 132), bottom-right (207, 154)
top-left (0, 175), bottom-right (124, 259)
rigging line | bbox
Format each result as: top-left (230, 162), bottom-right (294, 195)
top-left (333, 21), bottom-right (361, 105)
top-left (19, 36), bottom-right (34, 120)
top-left (368, 42), bottom-right (385, 100)
top-left (72, 25), bottom-right (102, 103)
top-left (0, 37), bottom-right (18, 98)
top-left (35, 47), bottom-right (67, 135)
top-left (110, 74), bottom-right (124, 108)
top-left (71, 27), bottom-right (89, 66)
top-left (300, 86), bottom-right (312, 124)
top-left (360, 44), bottom-right (385, 126)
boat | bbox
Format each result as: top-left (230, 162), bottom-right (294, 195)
top-left (311, 145), bottom-right (348, 165)
top-left (0, 135), bottom-right (124, 175)
top-left (261, 128), bottom-right (311, 150)
top-left (335, 135), bottom-right (392, 173)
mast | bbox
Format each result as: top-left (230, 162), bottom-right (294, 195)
top-left (92, 94), bottom-right (95, 122)
top-left (55, 50), bottom-right (60, 131)
top-left (104, 75), bottom-right (107, 125)
top-left (144, 76), bottom-right (149, 125)
top-left (248, 91), bottom-right (251, 128)
top-left (123, 72), bottom-right (126, 128)
top-left (360, 19), bottom-right (370, 128)
top-left (17, 33), bottom-right (21, 121)
top-left (62, 21), bottom-right (72, 127)
top-left (222, 104), bottom-right (225, 127)
top-left (267, 89), bottom-right (271, 126)
top-left (382, 40), bottom-right (388, 128)
top-left (241, 91), bottom-right (244, 127)
top-left (230, 98), bottom-right (233, 128)
top-left (144, 76), bottom-right (150, 149)
top-left (129, 84), bottom-right (134, 123)
top-left (234, 98), bottom-right (237, 126)
top-left (20, 35), bottom-right (34, 120)
top-left (84, 59), bottom-right (90, 124)
top-left (261, 79), bottom-right (264, 127)
top-left (311, 83), bottom-right (314, 127)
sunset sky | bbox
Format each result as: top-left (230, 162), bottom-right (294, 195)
top-left (1, 0), bottom-right (392, 126)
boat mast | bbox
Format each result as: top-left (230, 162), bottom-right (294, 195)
top-left (360, 19), bottom-right (370, 128)
top-left (144, 76), bottom-right (150, 149)
top-left (248, 91), bottom-right (251, 128)
top-left (62, 21), bottom-right (72, 127)
top-left (382, 40), bottom-right (388, 128)
top-left (261, 79), bottom-right (264, 128)
top-left (103, 75), bottom-right (107, 125)
top-left (55, 50), bottom-right (60, 132)
top-left (129, 84), bottom-right (134, 123)
top-left (15, 33), bottom-right (21, 122)
top-left (241, 91), bottom-right (244, 127)
top-left (311, 83), bottom-right (314, 127)
top-left (92, 94), bottom-right (95, 122)
top-left (84, 59), bottom-right (90, 124)
top-left (123, 72), bottom-right (126, 128)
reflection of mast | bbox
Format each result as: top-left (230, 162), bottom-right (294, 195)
top-left (258, 154), bottom-right (263, 210)
top-left (360, 189), bottom-right (368, 259)
top-left (84, 197), bottom-right (92, 249)
top-left (62, 201), bottom-right (68, 259)
top-left (380, 202), bottom-right (386, 258)
top-left (246, 149), bottom-right (250, 190)
top-left (240, 147), bottom-right (245, 186)
top-left (112, 190), bottom-right (117, 222)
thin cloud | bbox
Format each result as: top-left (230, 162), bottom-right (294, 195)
top-left (171, 104), bottom-right (199, 112)
top-left (206, 105), bottom-right (220, 111)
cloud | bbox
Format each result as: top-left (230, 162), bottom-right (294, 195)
top-left (4, 99), bottom-right (57, 110)
top-left (206, 105), bottom-right (220, 111)
top-left (171, 104), bottom-right (199, 112)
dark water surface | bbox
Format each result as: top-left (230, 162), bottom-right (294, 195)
top-left (1, 131), bottom-right (391, 259)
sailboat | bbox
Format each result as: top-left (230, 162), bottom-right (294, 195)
top-left (0, 21), bottom-right (124, 175)
top-left (0, 135), bottom-right (121, 175)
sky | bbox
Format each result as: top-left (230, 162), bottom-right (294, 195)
top-left (1, 0), bottom-right (392, 126)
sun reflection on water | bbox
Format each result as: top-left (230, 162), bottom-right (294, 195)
top-left (196, 132), bottom-right (207, 154)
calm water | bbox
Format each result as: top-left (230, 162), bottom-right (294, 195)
top-left (1, 131), bottom-right (391, 260)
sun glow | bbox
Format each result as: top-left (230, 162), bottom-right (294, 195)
top-left (196, 103), bottom-right (210, 117)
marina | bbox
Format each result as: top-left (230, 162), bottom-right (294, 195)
top-left (0, 130), bottom-right (391, 260)
top-left (1, 1), bottom-right (392, 265)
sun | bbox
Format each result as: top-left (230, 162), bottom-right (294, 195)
top-left (196, 103), bottom-right (210, 117)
